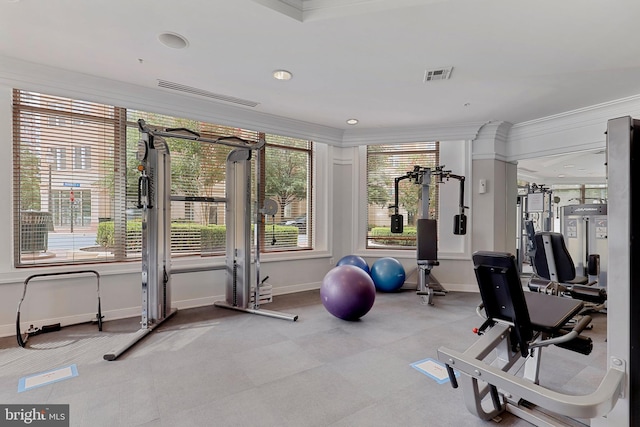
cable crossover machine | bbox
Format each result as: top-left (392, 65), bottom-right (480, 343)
top-left (104, 120), bottom-right (297, 361)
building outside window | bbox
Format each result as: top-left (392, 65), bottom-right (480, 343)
top-left (13, 89), bottom-right (314, 266)
top-left (366, 142), bottom-right (439, 249)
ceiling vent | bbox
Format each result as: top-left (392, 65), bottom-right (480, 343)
top-left (157, 80), bottom-right (260, 107)
top-left (423, 67), bottom-right (453, 82)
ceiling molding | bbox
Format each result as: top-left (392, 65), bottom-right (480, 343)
top-left (252, 0), bottom-right (448, 21)
top-left (512, 93), bottom-right (640, 129)
top-left (251, 0), bottom-right (303, 20)
top-left (472, 121), bottom-right (513, 160)
top-left (341, 121), bottom-right (486, 146)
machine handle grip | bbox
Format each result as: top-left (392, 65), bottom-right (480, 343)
top-left (529, 314), bottom-right (592, 350)
top-left (165, 127), bottom-right (201, 137)
top-left (137, 174), bottom-right (153, 209)
top-left (445, 364), bottom-right (458, 388)
top-left (572, 314), bottom-right (592, 335)
top-left (137, 175), bottom-right (143, 208)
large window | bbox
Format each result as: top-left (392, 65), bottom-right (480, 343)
top-left (13, 90), bottom-right (313, 266)
top-left (263, 134), bottom-right (312, 250)
top-left (366, 142), bottom-right (439, 249)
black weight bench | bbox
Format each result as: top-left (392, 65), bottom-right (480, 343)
top-left (437, 252), bottom-right (622, 425)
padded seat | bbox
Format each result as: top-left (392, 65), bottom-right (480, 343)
top-left (524, 292), bottom-right (583, 332)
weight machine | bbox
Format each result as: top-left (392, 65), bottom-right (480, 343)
top-left (436, 116), bottom-right (637, 426)
top-left (104, 119), bottom-right (294, 361)
top-left (389, 165), bottom-right (467, 305)
top-left (438, 252), bottom-right (622, 426)
top-left (212, 144), bottom-right (298, 321)
top-left (516, 183), bottom-right (556, 274)
top-left (560, 204), bottom-right (607, 288)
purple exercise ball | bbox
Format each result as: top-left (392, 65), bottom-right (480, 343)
top-left (320, 265), bottom-right (376, 321)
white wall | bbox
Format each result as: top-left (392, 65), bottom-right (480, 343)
top-left (507, 94), bottom-right (640, 161)
top-left (3, 57), bottom-right (640, 338)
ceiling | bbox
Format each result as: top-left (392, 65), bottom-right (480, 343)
top-left (516, 149), bottom-right (607, 186)
top-left (0, 0), bottom-right (637, 182)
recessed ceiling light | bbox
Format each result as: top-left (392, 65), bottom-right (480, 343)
top-left (158, 32), bottom-right (189, 49)
top-left (346, 119), bottom-right (359, 125)
top-left (273, 70), bottom-right (293, 81)
top-left (563, 164), bottom-right (575, 168)
top-left (557, 174), bottom-right (566, 178)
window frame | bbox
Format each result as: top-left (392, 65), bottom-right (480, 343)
top-left (365, 142), bottom-right (440, 250)
top-left (12, 89), bottom-right (315, 267)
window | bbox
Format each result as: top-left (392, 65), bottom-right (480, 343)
top-left (13, 89), bottom-right (314, 267)
top-left (73, 146), bottom-right (91, 169)
top-left (13, 90), bottom-right (121, 266)
top-left (52, 147), bottom-right (67, 170)
top-left (366, 142), bottom-right (439, 249)
top-left (263, 134), bottom-right (313, 251)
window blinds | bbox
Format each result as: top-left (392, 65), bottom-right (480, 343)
top-left (366, 142), bottom-right (439, 249)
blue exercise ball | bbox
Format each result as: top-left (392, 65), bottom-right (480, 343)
top-left (370, 257), bottom-right (406, 292)
top-left (320, 265), bottom-right (376, 321)
top-left (336, 255), bottom-right (370, 275)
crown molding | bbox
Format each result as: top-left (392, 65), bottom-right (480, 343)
top-left (341, 121), bottom-right (486, 146)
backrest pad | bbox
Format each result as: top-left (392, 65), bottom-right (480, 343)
top-left (532, 232), bottom-right (576, 282)
top-left (472, 251), bottom-right (534, 356)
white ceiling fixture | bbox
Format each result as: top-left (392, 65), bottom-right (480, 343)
top-left (158, 32), bottom-right (189, 49)
top-left (273, 70), bottom-right (293, 80)
top-left (423, 67), bottom-right (453, 82)
top-left (346, 118), bottom-right (358, 125)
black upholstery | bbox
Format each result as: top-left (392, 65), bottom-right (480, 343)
top-left (417, 219), bottom-right (438, 263)
top-left (473, 251), bottom-right (534, 356)
top-left (524, 220), bottom-right (536, 254)
top-left (473, 251), bottom-right (585, 357)
top-left (532, 232), bottom-right (588, 285)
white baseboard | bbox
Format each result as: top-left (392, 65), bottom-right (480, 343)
top-left (1, 282), bottom-right (323, 338)
top-left (272, 281), bottom-right (321, 295)
top-left (5, 307), bottom-right (141, 339)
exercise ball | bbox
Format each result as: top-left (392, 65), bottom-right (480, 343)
top-left (320, 265), bottom-right (376, 321)
top-left (370, 257), bottom-right (406, 292)
top-left (336, 255), bottom-right (370, 275)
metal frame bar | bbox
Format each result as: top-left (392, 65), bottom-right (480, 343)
top-left (16, 269), bottom-right (102, 348)
top-left (104, 122), bottom-right (174, 360)
top-left (214, 147), bottom-right (297, 321)
top-left (438, 338), bottom-right (624, 420)
top-left (137, 119), bottom-right (265, 151)
top-left (541, 233), bottom-right (559, 282)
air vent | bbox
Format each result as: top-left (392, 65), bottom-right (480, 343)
top-left (423, 67), bottom-right (453, 82)
top-left (157, 80), bottom-right (259, 107)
